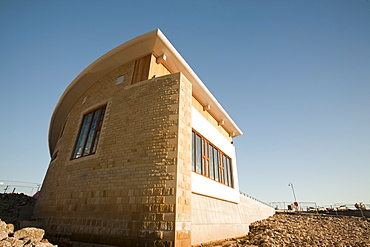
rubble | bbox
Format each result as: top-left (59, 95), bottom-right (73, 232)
top-left (203, 214), bottom-right (370, 246)
top-left (0, 194), bottom-right (56, 246)
top-left (0, 193), bottom-right (37, 230)
top-left (0, 219), bottom-right (56, 247)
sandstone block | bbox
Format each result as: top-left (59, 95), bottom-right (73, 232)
top-left (6, 224), bottom-right (14, 234)
top-left (0, 231), bottom-right (7, 241)
top-left (14, 227), bottom-right (45, 243)
top-left (2, 237), bottom-right (24, 247)
top-left (0, 240), bottom-right (12, 247)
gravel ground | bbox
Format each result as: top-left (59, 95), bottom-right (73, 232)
top-left (204, 213), bottom-right (370, 247)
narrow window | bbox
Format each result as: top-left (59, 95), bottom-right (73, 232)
top-left (192, 132), bottom-right (195, 171)
top-left (195, 134), bottom-right (202, 174)
top-left (223, 155), bottom-right (229, 186)
top-left (219, 155), bottom-right (225, 184)
top-left (226, 157), bottom-right (233, 187)
top-left (72, 105), bottom-right (106, 159)
top-left (202, 139), bottom-right (210, 176)
top-left (209, 145), bottom-right (215, 180)
top-left (214, 150), bottom-right (219, 182)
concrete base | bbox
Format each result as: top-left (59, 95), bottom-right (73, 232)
top-left (191, 193), bottom-right (275, 245)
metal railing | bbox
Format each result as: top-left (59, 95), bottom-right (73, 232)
top-left (268, 201), bottom-right (370, 213)
top-left (333, 203), bottom-right (370, 210)
top-left (0, 180), bottom-right (41, 196)
top-left (270, 201), bottom-right (319, 211)
top-left (240, 191), bottom-right (274, 208)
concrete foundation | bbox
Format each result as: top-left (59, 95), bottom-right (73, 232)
top-left (191, 193), bottom-right (274, 245)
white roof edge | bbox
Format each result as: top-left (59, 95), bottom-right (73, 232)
top-left (156, 29), bottom-right (243, 137)
top-left (49, 29), bottom-right (243, 156)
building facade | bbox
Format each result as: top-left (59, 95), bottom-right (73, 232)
top-left (34, 29), bottom-right (274, 247)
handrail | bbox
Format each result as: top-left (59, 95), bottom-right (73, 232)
top-left (239, 191), bottom-right (274, 208)
top-left (0, 180), bottom-right (41, 195)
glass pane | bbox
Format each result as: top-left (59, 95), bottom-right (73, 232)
top-left (201, 139), bottom-right (205, 175)
top-left (209, 146), bottom-right (215, 180)
top-left (223, 155), bottom-right (228, 186)
top-left (84, 109), bottom-right (101, 155)
top-left (206, 143), bottom-right (210, 176)
top-left (196, 135), bottom-right (202, 174)
top-left (98, 107), bottom-right (106, 127)
top-left (219, 155), bottom-right (224, 184)
top-left (227, 158), bottom-right (233, 187)
top-left (73, 113), bottom-right (93, 158)
top-left (91, 130), bottom-right (100, 154)
top-left (192, 132), bottom-right (195, 171)
top-left (214, 151), bottom-right (219, 182)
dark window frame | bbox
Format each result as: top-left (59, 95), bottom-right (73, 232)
top-left (191, 129), bottom-right (233, 188)
top-left (71, 105), bottom-right (107, 160)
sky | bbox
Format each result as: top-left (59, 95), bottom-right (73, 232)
top-left (0, 0), bottom-right (369, 207)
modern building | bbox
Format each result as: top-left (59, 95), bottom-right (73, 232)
top-left (34, 29), bottom-right (274, 247)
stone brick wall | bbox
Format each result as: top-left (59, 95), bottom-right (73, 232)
top-left (173, 74), bottom-right (192, 247)
top-left (34, 64), bottom-right (192, 246)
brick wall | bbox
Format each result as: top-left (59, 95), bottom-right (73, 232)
top-left (34, 61), bottom-right (192, 246)
top-left (173, 74), bottom-right (192, 247)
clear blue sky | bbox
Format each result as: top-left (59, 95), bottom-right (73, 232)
top-left (1, 0), bottom-right (369, 207)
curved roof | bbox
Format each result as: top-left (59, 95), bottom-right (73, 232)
top-left (49, 29), bottom-right (243, 156)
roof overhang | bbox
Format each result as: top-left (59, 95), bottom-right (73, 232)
top-left (49, 29), bottom-right (243, 156)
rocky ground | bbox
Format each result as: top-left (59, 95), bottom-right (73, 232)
top-left (204, 213), bottom-right (370, 247)
top-left (0, 193), bottom-right (57, 246)
top-left (1, 219), bottom-right (56, 247)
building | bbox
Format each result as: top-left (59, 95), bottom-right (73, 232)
top-left (34, 29), bottom-right (274, 247)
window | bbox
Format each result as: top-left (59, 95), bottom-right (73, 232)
top-left (191, 130), bottom-right (233, 187)
top-left (72, 105), bottom-right (106, 159)
top-left (116, 75), bottom-right (125, 85)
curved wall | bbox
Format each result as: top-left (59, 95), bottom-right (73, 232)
top-left (34, 59), bottom-right (192, 246)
